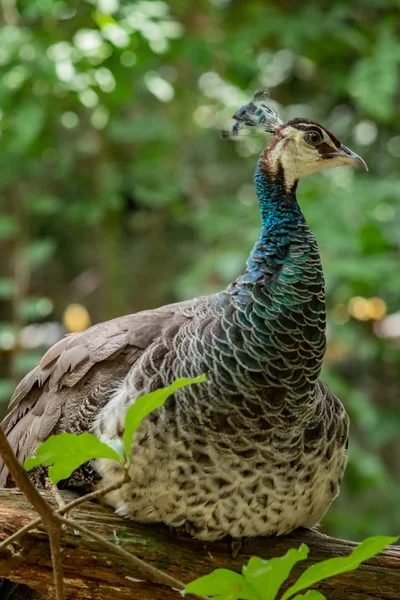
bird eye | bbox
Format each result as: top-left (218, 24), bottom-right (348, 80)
top-left (304, 130), bottom-right (322, 146)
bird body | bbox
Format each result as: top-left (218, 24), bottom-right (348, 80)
top-left (0, 93), bottom-right (367, 542)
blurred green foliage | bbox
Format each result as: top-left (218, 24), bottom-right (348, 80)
top-left (0, 0), bottom-right (399, 541)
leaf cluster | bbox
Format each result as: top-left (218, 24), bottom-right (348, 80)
top-left (183, 536), bottom-right (398, 600)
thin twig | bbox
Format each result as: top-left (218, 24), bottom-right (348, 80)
top-left (59, 471), bottom-right (130, 516)
top-left (0, 426), bottom-right (65, 600)
top-left (57, 515), bottom-right (188, 590)
top-left (49, 526), bottom-right (65, 599)
top-left (0, 514), bottom-right (42, 550)
top-left (46, 478), bottom-right (66, 510)
top-left (0, 427), bottom-right (57, 526)
top-left (0, 474), bottom-right (130, 550)
top-left (56, 515), bottom-right (209, 599)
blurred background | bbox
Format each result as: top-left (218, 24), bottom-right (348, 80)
top-left (0, 0), bottom-right (399, 541)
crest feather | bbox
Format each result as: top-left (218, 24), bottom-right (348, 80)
top-left (222, 91), bottom-right (283, 139)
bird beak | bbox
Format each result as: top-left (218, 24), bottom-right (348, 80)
top-left (336, 144), bottom-right (369, 171)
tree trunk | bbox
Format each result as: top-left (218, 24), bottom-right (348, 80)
top-left (0, 489), bottom-right (398, 600)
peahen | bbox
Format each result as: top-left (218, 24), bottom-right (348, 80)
top-left (0, 92), bottom-right (367, 544)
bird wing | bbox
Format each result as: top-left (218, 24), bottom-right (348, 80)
top-left (0, 299), bottom-right (203, 487)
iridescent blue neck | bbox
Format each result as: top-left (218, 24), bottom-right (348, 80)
top-left (228, 160), bottom-right (312, 293)
top-left (254, 160), bottom-right (303, 236)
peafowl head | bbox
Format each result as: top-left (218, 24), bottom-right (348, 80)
top-left (223, 91), bottom-right (368, 191)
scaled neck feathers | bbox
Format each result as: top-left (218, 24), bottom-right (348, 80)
top-left (226, 157), bottom-right (326, 394)
top-left (255, 159), bottom-right (302, 233)
top-left (244, 158), bottom-right (310, 282)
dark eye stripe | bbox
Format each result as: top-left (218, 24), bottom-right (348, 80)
top-left (326, 131), bottom-right (341, 148)
top-left (316, 142), bottom-right (337, 156)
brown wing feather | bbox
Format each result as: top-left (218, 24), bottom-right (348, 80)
top-left (0, 303), bottom-right (196, 487)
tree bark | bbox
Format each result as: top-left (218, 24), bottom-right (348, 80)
top-left (0, 489), bottom-right (398, 600)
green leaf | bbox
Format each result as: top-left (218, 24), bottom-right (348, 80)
top-left (10, 102), bottom-right (45, 152)
top-left (351, 27), bottom-right (399, 120)
top-left (24, 432), bottom-right (124, 484)
top-left (0, 378), bottom-right (15, 403)
top-left (0, 278), bottom-right (15, 300)
top-left (25, 239), bottom-right (56, 269)
top-left (0, 216), bottom-right (18, 240)
top-left (123, 375), bottom-right (206, 462)
top-left (282, 536), bottom-right (398, 600)
top-left (182, 569), bottom-right (261, 600)
top-left (19, 296), bottom-right (54, 320)
top-left (26, 194), bottom-right (62, 216)
top-left (291, 592), bottom-right (326, 600)
top-left (243, 544), bottom-right (309, 600)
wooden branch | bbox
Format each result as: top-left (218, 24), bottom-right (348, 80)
top-left (0, 489), bottom-right (399, 600)
top-left (0, 427), bottom-right (65, 599)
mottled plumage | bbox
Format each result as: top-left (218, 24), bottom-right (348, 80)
top-left (0, 92), bottom-right (367, 544)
